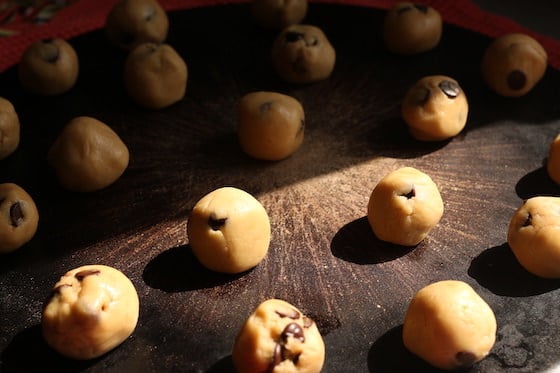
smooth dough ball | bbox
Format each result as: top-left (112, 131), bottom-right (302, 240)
top-left (238, 91), bottom-right (305, 161)
top-left (251, 0), bottom-right (308, 30)
top-left (401, 75), bottom-right (468, 141)
top-left (481, 33), bottom-right (547, 97)
top-left (42, 264), bottom-right (139, 360)
top-left (367, 166), bottom-right (443, 246)
top-left (0, 183), bottom-right (39, 254)
top-left (124, 42), bottom-right (188, 109)
top-left (232, 298), bottom-right (325, 373)
top-left (271, 24), bottom-right (336, 84)
top-left (105, 0), bottom-right (169, 51)
top-left (546, 134), bottom-right (560, 185)
top-left (403, 280), bottom-right (497, 370)
top-left (0, 97), bottom-right (20, 160)
top-left (383, 2), bottom-right (442, 55)
top-left (18, 38), bottom-right (79, 96)
top-left (187, 187), bottom-right (271, 274)
top-left (48, 116), bottom-right (129, 192)
top-left (507, 196), bottom-right (560, 278)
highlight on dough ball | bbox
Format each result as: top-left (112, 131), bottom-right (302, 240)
top-left (47, 116), bottom-right (130, 192)
top-left (0, 183), bottom-right (39, 254)
top-left (481, 33), bottom-right (547, 97)
top-left (507, 196), bottom-right (560, 279)
top-left (546, 133), bottom-right (560, 185)
top-left (187, 186), bottom-right (271, 274)
top-left (367, 166), bottom-right (444, 246)
top-left (383, 2), bottom-right (442, 55)
top-left (124, 42), bottom-right (188, 109)
top-left (104, 0), bottom-right (169, 51)
top-left (41, 264), bottom-right (140, 360)
top-left (232, 298), bottom-right (325, 373)
top-left (237, 91), bottom-right (305, 161)
top-left (401, 75), bottom-right (469, 141)
top-left (18, 38), bottom-right (79, 96)
top-left (0, 97), bottom-right (20, 160)
top-left (402, 280), bottom-right (497, 370)
top-left (251, 0), bottom-right (308, 30)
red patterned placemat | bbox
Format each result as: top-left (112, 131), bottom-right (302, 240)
top-left (1, 0), bottom-right (559, 72)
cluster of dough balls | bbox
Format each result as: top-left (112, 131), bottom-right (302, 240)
top-left (0, 183), bottom-right (39, 254)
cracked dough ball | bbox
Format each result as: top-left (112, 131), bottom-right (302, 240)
top-left (42, 264), bottom-right (140, 360)
top-left (187, 187), bottom-right (271, 274)
top-left (367, 166), bottom-right (443, 246)
top-left (481, 33), bottom-right (547, 97)
top-left (0, 183), bottom-right (39, 254)
top-left (232, 298), bottom-right (325, 373)
top-left (401, 75), bottom-right (468, 141)
top-left (0, 97), bottom-right (20, 160)
top-left (403, 280), bottom-right (497, 370)
top-left (48, 116), bottom-right (129, 192)
top-left (238, 91), bottom-right (305, 161)
top-left (271, 24), bottom-right (336, 84)
top-left (383, 2), bottom-right (442, 55)
top-left (546, 134), bottom-right (560, 185)
top-left (507, 196), bottom-right (560, 278)
top-left (251, 0), bottom-right (308, 30)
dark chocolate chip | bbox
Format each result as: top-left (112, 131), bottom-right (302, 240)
top-left (39, 40), bottom-right (59, 63)
top-left (260, 101), bottom-right (272, 114)
top-left (272, 343), bottom-right (283, 367)
top-left (306, 37), bottom-right (318, 47)
top-left (414, 4), bottom-right (429, 13)
top-left (275, 309), bottom-right (300, 320)
top-left (455, 351), bottom-right (478, 368)
top-left (396, 4), bottom-right (413, 14)
top-left (208, 215), bottom-right (227, 231)
top-left (414, 86), bottom-right (431, 106)
top-left (507, 70), bottom-right (527, 90)
top-left (401, 188), bottom-right (416, 199)
top-left (285, 31), bottom-right (305, 43)
top-left (522, 213), bottom-right (532, 227)
top-left (282, 322), bottom-right (305, 343)
top-left (75, 269), bottom-right (101, 281)
top-left (439, 80), bottom-right (460, 99)
top-left (9, 202), bottom-right (24, 227)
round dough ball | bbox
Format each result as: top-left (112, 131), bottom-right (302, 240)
top-left (0, 183), bottom-right (39, 254)
top-left (547, 133), bottom-right (560, 185)
top-left (383, 2), bottom-right (442, 55)
top-left (367, 166), bottom-right (443, 246)
top-left (238, 91), bottom-right (305, 161)
top-left (232, 298), bottom-right (325, 373)
top-left (48, 116), bottom-right (129, 192)
top-left (105, 0), bottom-right (169, 51)
top-left (187, 187), bottom-right (271, 274)
top-left (251, 0), bottom-right (308, 30)
top-left (481, 33), bottom-right (547, 97)
top-left (403, 280), bottom-right (497, 370)
top-left (124, 42), bottom-right (188, 109)
top-left (18, 38), bottom-right (79, 96)
top-left (401, 75), bottom-right (468, 141)
top-left (42, 264), bottom-right (139, 360)
top-left (507, 196), bottom-right (560, 278)
top-left (271, 24), bottom-right (336, 84)
top-left (0, 97), bottom-right (20, 160)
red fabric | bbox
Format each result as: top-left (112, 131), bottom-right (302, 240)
top-left (1, 0), bottom-right (559, 72)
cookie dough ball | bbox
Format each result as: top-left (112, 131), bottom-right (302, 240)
top-left (105, 0), bottom-right (169, 51)
top-left (187, 187), bottom-right (271, 274)
top-left (42, 265), bottom-right (139, 360)
top-left (403, 280), bottom-right (497, 370)
top-left (0, 97), bottom-right (20, 160)
top-left (271, 24), bottom-right (336, 84)
top-left (0, 183), bottom-right (39, 254)
top-left (232, 298), bottom-right (325, 373)
top-left (481, 33), bottom-right (547, 97)
top-left (367, 167), bottom-right (443, 246)
top-left (124, 42), bottom-right (188, 109)
top-left (238, 91), bottom-right (305, 161)
top-left (251, 0), bottom-right (308, 30)
top-left (48, 116), bottom-right (129, 192)
top-left (18, 38), bottom-right (79, 96)
top-left (383, 2), bottom-right (442, 55)
top-left (546, 134), bottom-right (560, 185)
top-left (401, 75), bottom-right (468, 141)
top-left (507, 196), bottom-right (560, 278)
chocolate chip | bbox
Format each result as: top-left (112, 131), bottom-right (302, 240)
top-left (401, 188), bottom-right (415, 199)
top-left (275, 309), bottom-right (300, 319)
top-left (455, 351), bottom-right (477, 368)
top-left (414, 86), bottom-right (431, 106)
top-left (272, 343), bottom-right (283, 367)
top-left (522, 213), bottom-right (532, 227)
top-left (414, 4), bottom-right (429, 13)
top-left (306, 37), bottom-right (318, 47)
top-left (507, 70), bottom-right (527, 90)
top-left (144, 6), bottom-right (156, 22)
top-left (39, 40), bottom-right (59, 63)
top-left (285, 31), bottom-right (305, 43)
top-left (9, 202), bottom-right (24, 227)
top-left (396, 4), bottom-right (413, 14)
top-left (75, 269), bottom-right (101, 281)
top-left (260, 101), bottom-right (272, 114)
top-left (439, 80), bottom-right (460, 99)
top-left (282, 322), bottom-right (305, 343)
top-left (208, 215), bottom-right (227, 231)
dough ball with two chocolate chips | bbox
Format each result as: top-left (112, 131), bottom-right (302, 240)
top-left (0, 183), bottom-right (39, 254)
top-left (0, 97), bottom-right (20, 160)
top-left (251, 0), bottom-right (308, 30)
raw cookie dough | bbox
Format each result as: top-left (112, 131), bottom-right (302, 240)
top-left (0, 97), bottom-right (20, 160)
top-left (481, 33), bottom-right (547, 97)
top-left (232, 298), bottom-right (325, 373)
top-left (105, 0), bottom-right (169, 51)
top-left (271, 24), bottom-right (336, 84)
top-left (187, 186), bottom-right (271, 274)
top-left (0, 183), bottom-right (39, 253)
top-left (42, 264), bottom-right (139, 360)
top-left (403, 280), bottom-right (497, 370)
top-left (507, 196), bottom-right (560, 278)
top-left (237, 91), bottom-right (305, 161)
top-left (546, 134), bottom-right (560, 185)
top-left (251, 0), bottom-right (308, 30)
top-left (48, 116), bottom-right (129, 192)
top-left (367, 166), bottom-right (443, 246)
top-left (401, 75), bottom-right (468, 141)
top-left (383, 2), bottom-right (442, 55)
top-left (18, 38), bottom-right (79, 96)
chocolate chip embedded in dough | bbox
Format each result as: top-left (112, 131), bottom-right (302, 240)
top-left (39, 39), bottom-right (60, 63)
top-left (208, 215), bottom-right (227, 231)
top-left (275, 308), bottom-right (301, 319)
top-left (507, 70), bottom-right (527, 91)
top-left (401, 187), bottom-right (416, 200)
top-left (282, 322), bottom-right (305, 342)
top-left (9, 201), bottom-right (23, 227)
top-left (455, 351), bottom-right (478, 368)
top-left (522, 213), bottom-right (532, 227)
top-left (75, 269), bottom-right (101, 281)
top-left (438, 80), bottom-right (460, 98)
